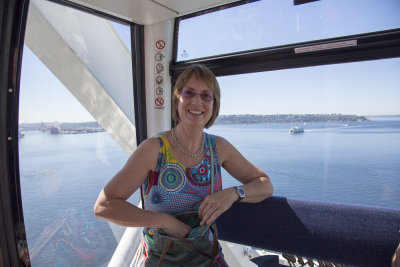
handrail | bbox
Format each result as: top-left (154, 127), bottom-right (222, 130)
top-left (217, 196), bottom-right (400, 267)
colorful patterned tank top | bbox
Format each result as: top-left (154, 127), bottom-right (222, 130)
top-left (142, 132), bottom-right (222, 214)
top-left (133, 132), bottom-right (228, 266)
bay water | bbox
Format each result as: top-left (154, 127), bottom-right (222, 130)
top-left (19, 116), bottom-right (400, 266)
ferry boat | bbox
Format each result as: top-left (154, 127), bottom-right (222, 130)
top-left (290, 126), bottom-right (304, 134)
top-left (1, 0), bottom-right (400, 266)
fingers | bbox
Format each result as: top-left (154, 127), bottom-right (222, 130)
top-left (198, 194), bottom-right (225, 226)
top-left (162, 215), bottom-right (192, 239)
top-left (200, 207), bottom-right (221, 226)
top-left (198, 195), bottom-right (212, 219)
top-left (198, 188), bottom-right (238, 225)
top-left (180, 224), bottom-right (192, 238)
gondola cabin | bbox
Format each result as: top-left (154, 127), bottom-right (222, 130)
top-left (1, 0), bottom-right (400, 266)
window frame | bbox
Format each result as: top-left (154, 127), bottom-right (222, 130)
top-left (0, 0), bottom-right (30, 265)
top-left (171, 27), bottom-right (400, 81)
top-left (171, 0), bottom-right (400, 81)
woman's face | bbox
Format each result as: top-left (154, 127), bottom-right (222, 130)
top-left (176, 76), bottom-right (214, 129)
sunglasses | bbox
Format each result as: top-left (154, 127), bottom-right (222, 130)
top-left (179, 89), bottom-right (214, 102)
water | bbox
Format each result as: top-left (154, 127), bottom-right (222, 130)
top-left (19, 116), bottom-right (400, 266)
top-left (19, 132), bottom-right (131, 266)
top-left (209, 118), bottom-right (400, 209)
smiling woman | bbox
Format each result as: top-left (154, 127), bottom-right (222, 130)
top-left (93, 64), bottom-right (273, 266)
top-left (3, 0), bottom-right (400, 265)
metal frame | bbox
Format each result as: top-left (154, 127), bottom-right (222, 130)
top-left (47, 0), bottom-right (133, 26)
top-left (171, 28), bottom-right (400, 81)
top-left (294, 0), bottom-right (320, 5)
top-left (0, 0), bottom-right (30, 266)
top-left (131, 24), bottom-right (148, 144)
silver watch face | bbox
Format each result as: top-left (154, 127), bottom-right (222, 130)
top-left (237, 186), bottom-right (245, 199)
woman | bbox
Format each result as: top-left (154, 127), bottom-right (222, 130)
top-left (94, 64), bottom-right (274, 266)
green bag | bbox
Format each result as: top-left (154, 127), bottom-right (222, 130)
top-left (145, 211), bottom-right (219, 267)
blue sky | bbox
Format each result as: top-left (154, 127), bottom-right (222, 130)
top-left (19, 0), bottom-right (400, 123)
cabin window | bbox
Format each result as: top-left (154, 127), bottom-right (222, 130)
top-left (176, 0), bottom-right (400, 61)
top-left (18, 0), bottom-right (138, 266)
top-left (207, 58), bottom-right (400, 209)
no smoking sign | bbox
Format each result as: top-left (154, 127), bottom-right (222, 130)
top-left (155, 97), bottom-right (164, 107)
top-left (156, 40), bottom-right (165, 50)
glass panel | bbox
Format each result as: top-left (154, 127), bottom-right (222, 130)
top-left (208, 58), bottom-right (400, 209)
top-left (177, 0), bottom-right (400, 60)
top-left (19, 1), bottom-right (137, 266)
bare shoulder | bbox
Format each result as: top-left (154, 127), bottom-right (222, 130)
top-left (213, 135), bottom-right (237, 163)
top-left (123, 136), bottom-right (161, 169)
top-left (111, 136), bottom-right (161, 181)
top-left (137, 136), bottom-right (161, 153)
top-left (214, 135), bottom-right (232, 150)
top-left (102, 136), bottom-right (162, 200)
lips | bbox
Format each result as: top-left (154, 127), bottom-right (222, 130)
top-left (188, 109), bottom-right (204, 115)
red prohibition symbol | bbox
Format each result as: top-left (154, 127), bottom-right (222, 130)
top-left (156, 40), bottom-right (166, 50)
top-left (155, 97), bottom-right (164, 106)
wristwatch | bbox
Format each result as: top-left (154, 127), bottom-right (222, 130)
top-left (235, 186), bottom-right (245, 202)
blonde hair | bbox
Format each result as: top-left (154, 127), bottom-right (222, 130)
top-left (172, 64), bottom-right (220, 129)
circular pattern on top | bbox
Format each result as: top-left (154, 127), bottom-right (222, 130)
top-left (159, 163), bottom-right (185, 192)
top-left (145, 185), bottom-right (170, 212)
top-left (186, 158), bottom-right (212, 187)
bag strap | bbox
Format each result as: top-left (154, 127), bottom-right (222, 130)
top-left (179, 238), bottom-right (213, 259)
top-left (210, 222), bottom-right (219, 261)
top-left (157, 223), bottom-right (219, 266)
top-left (158, 239), bottom-right (174, 267)
top-left (140, 170), bottom-right (153, 209)
top-left (208, 134), bottom-right (215, 195)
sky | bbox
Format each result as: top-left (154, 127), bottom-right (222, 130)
top-left (19, 0), bottom-right (400, 123)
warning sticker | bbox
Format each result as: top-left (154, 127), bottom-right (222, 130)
top-left (156, 40), bottom-right (166, 50)
top-left (155, 75), bottom-right (163, 85)
top-left (156, 63), bottom-right (164, 73)
top-left (154, 39), bottom-right (166, 110)
top-left (155, 52), bottom-right (165, 61)
top-left (156, 87), bottom-right (163, 95)
top-left (155, 97), bottom-right (164, 107)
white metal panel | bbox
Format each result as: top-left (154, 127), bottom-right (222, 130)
top-left (67, 0), bottom-right (178, 24)
top-left (32, 0), bottom-right (135, 125)
top-left (144, 20), bottom-right (174, 136)
top-left (65, 0), bottom-right (239, 25)
top-left (26, 1), bottom-right (137, 154)
top-left (156, 0), bottom-right (241, 15)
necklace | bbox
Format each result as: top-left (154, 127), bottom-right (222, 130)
top-left (171, 128), bottom-right (205, 158)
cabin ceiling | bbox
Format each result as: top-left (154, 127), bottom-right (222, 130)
top-left (66, 0), bottom-right (241, 25)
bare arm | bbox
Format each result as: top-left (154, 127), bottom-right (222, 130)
top-left (218, 136), bottom-right (273, 203)
top-left (393, 243), bottom-right (400, 267)
top-left (198, 136), bottom-right (273, 225)
top-left (94, 138), bottom-right (191, 238)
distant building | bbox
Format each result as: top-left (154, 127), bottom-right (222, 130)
top-left (49, 127), bottom-right (59, 134)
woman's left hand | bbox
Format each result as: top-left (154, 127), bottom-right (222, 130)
top-left (198, 187), bottom-right (238, 226)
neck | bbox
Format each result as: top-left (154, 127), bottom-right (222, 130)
top-left (173, 124), bottom-right (204, 153)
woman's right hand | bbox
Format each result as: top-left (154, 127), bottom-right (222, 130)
top-left (160, 214), bottom-right (192, 239)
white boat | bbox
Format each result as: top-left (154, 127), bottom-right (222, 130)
top-left (290, 126), bottom-right (304, 133)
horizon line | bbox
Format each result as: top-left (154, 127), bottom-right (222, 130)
top-left (19, 114), bottom-right (400, 124)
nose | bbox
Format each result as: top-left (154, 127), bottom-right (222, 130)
top-left (192, 93), bottom-right (203, 104)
